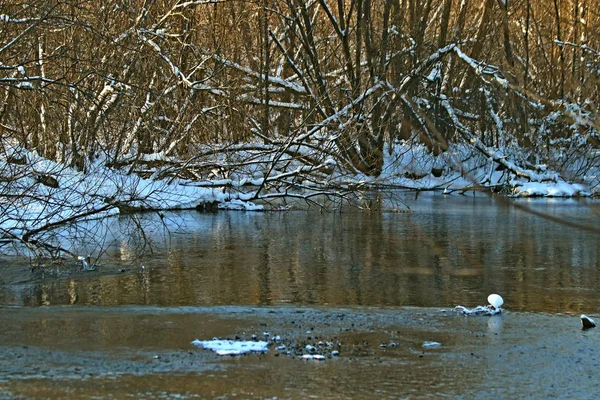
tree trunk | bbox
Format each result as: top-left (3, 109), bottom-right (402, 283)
top-left (438, 0), bottom-right (453, 49)
top-left (498, 0), bottom-right (514, 67)
top-left (553, 0), bottom-right (565, 98)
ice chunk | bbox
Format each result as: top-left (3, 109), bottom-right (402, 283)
top-left (301, 354), bottom-right (325, 361)
top-left (305, 345), bottom-right (316, 353)
top-left (191, 339), bottom-right (268, 355)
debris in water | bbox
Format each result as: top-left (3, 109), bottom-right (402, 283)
top-left (191, 339), bottom-right (268, 356)
top-left (455, 305), bottom-right (502, 316)
top-left (581, 315), bottom-right (596, 330)
top-left (487, 294), bottom-right (504, 310)
top-left (34, 172), bottom-right (59, 188)
top-left (455, 293), bottom-right (504, 316)
top-left (78, 256), bottom-right (94, 271)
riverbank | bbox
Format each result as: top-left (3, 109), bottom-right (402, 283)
top-left (3, 140), bottom-right (598, 259)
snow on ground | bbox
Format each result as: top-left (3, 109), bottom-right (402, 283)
top-left (218, 199), bottom-right (263, 211)
top-left (512, 180), bottom-right (591, 197)
top-left (371, 142), bottom-right (598, 196)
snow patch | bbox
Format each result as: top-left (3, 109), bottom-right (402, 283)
top-left (513, 180), bottom-right (588, 197)
top-left (426, 65), bottom-right (441, 82)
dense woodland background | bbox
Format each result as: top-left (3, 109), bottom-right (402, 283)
top-left (0, 0), bottom-right (599, 258)
top-left (0, 0), bottom-right (599, 201)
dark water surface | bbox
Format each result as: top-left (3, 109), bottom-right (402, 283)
top-left (1, 305), bottom-right (599, 399)
top-left (2, 193), bottom-right (599, 313)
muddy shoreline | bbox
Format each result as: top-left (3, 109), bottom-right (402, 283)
top-left (0, 305), bottom-right (598, 399)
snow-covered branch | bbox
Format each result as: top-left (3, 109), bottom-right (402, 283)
top-left (554, 40), bottom-right (600, 58)
top-left (211, 53), bottom-right (307, 95)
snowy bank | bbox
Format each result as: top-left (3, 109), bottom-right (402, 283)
top-left (0, 144), bottom-right (264, 241)
top-left (1, 139), bottom-right (597, 256)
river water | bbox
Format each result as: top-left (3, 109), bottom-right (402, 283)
top-left (2, 193), bottom-right (599, 313)
top-left (1, 193), bottom-right (599, 399)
